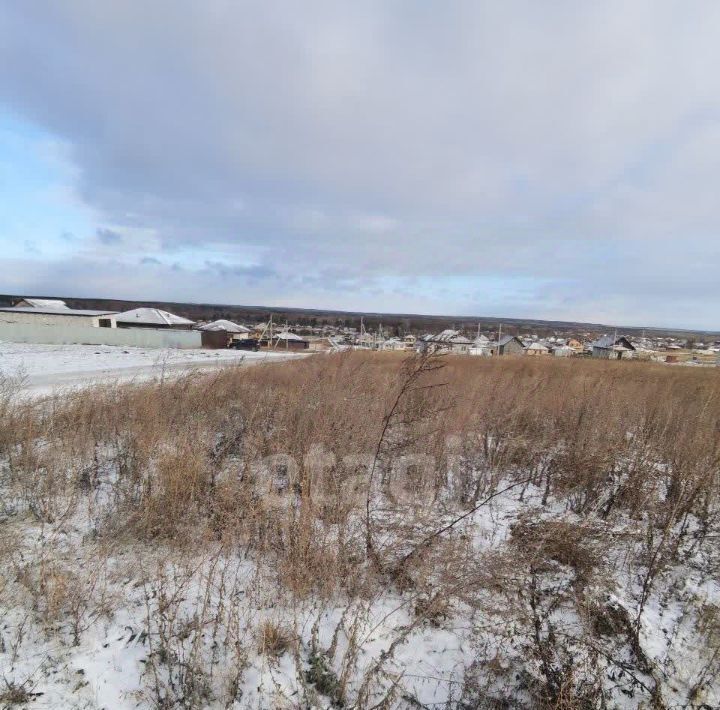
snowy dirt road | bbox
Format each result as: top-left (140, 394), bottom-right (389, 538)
top-left (0, 342), bottom-right (304, 397)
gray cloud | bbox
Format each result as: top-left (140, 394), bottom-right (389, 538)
top-left (1, 1), bottom-right (720, 327)
top-left (96, 228), bottom-right (123, 245)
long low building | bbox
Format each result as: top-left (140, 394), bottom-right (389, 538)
top-left (0, 305), bottom-right (117, 327)
top-left (0, 300), bottom-right (201, 348)
top-left (0, 303), bottom-right (195, 330)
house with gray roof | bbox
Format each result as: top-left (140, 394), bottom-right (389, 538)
top-left (417, 329), bottom-right (475, 354)
top-left (590, 335), bottom-right (636, 360)
top-left (491, 335), bottom-right (525, 356)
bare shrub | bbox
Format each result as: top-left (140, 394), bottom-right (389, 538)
top-left (510, 519), bottom-right (607, 587)
top-left (0, 677), bottom-right (39, 706)
top-left (257, 620), bottom-right (293, 658)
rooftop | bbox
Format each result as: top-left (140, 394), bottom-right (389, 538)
top-left (197, 319), bottom-right (250, 333)
top-left (114, 308), bottom-right (194, 326)
top-left (0, 306), bottom-right (117, 317)
top-left (275, 331), bottom-right (304, 341)
top-left (17, 298), bottom-right (69, 309)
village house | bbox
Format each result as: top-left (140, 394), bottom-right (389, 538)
top-left (492, 335), bottom-right (525, 356)
top-left (196, 319), bottom-right (250, 348)
top-left (379, 337), bottom-right (407, 351)
top-left (355, 331), bottom-right (376, 348)
top-left (417, 329), bottom-right (475, 354)
top-left (197, 319), bottom-right (250, 335)
top-left (525, 341), bottom-right (550, 356)
top-left (270, 330), bottom-right (309, 350)
top-left (469, 334), bottom-right (493, 356)
top-left (590, 335), bottom-right (636, 360)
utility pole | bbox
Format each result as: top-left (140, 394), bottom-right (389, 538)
top-left (258, 315), bottom-right (272, 348)
top-left (613, 326), bottom-right (618, 360)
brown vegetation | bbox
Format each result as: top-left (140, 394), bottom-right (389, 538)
top-left (1, 353), bottom-right (719, 707)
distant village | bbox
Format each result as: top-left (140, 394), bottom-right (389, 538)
top-left (331, 324), bottom-right (720, 364)
top-left (1, 297), bottom-right (719, 365)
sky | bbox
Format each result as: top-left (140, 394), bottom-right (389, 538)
top-left (1, 1), bottom-right (720, 329)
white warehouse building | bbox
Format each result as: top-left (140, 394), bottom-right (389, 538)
top-left (0, 299), bottom-right (202, 348)
top-left (0, 304), bottom-right (117, 327)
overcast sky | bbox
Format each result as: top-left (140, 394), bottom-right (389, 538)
top-left (1, 1), bottom-right (719, 329)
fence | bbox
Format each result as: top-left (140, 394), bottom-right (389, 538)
top-left (0, 322), bottom-right (202, 349)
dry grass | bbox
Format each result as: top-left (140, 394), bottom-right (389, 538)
top-left (257, 620), bottom-right (293, 658)
top-left (3, 353), bottom-right (720, 591)
top-left (1, 352), bottom-right (719, 706)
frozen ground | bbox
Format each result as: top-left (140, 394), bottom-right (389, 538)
top-left (0, 342), bottom-right (303, 396)
top-left (1, 351), bottom-right (718, 707)
top-left (1, 481), bottom-right (718, 709)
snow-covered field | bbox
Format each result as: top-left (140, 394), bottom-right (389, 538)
top-left (1, 353), bottom-right (718, 708)
top-left (2, 482), bottom-right (718, 709)
top-left (0, 342), bottom-right (302, 396)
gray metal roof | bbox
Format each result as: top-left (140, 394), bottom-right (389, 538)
top-left (114, 308), bottom-right (194, 325)
top-left (590, 335), bottom-right (615, 348)
top-left (0, 306), bottom-right (117, 316)
top-left (197, 319), bottom-right (250, 333)
top-left (427, 329), bottom-right (474, 344)
top-left (498, 335), bottom-right (519, 346)
top-left (590, 335), bottom-right (635, 350)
